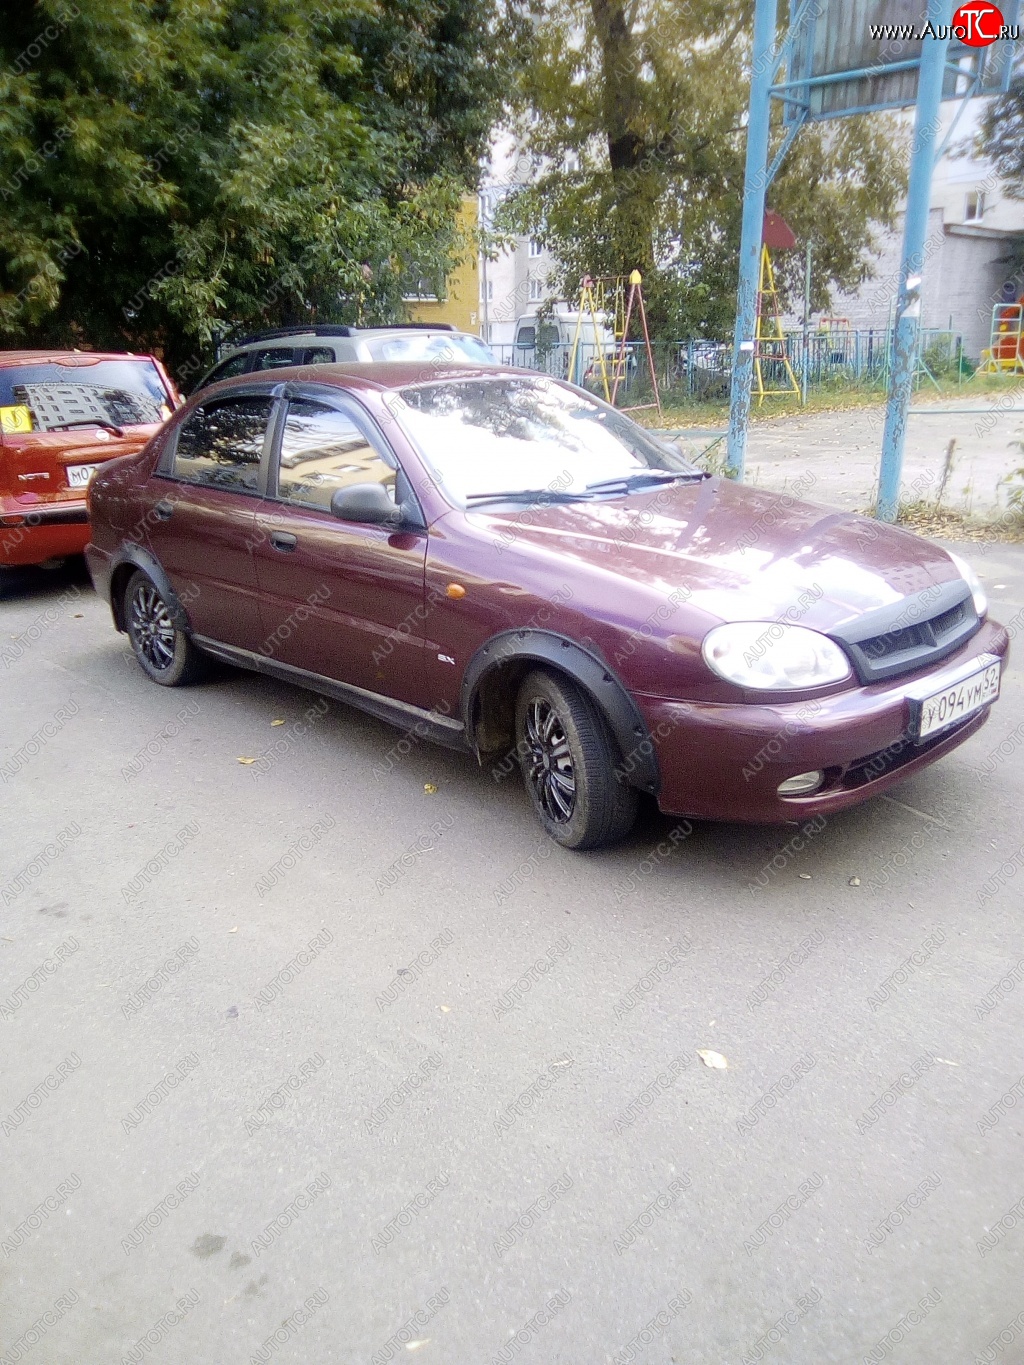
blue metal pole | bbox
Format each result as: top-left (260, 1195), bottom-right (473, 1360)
top-left (726, 0), bottom-right (777, 480)
top-left (875, 0), bottom-right (951, 522)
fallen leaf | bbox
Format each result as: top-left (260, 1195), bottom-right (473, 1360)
top-left (424, 783), bottom-right (438, 794)
top-left (405, 1342), bottom-right (430, 1352)
top-left (236, 757), bottom-right (256, 765)
top-left (848, 876), bottom-right (861, 886)
top-left (798, 872), bottom-right (812, 880)
top-left (270, 719), bottom-right (285, 726)
top-left (439, 1004), bottom-right (451, 1013)
top-left (73, 613), bottom-right (84, 618)
top-left (229, 927), bottom-right (238, 933)
top-left (934, 1057), bottom-right (961, 1066)
top-left (697, 1049), bottom-right (728, 1069)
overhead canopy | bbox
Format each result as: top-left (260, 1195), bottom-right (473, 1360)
top-left (762, 212), bottom-right (797, 250)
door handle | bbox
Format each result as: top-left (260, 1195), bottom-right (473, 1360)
top-left (270, 531), bottom-right (298, 552)
top-left (154, 499), bottom-right (174, 521)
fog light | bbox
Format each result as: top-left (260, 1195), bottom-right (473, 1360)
top-left (777, 770), bottom-right (824, 797)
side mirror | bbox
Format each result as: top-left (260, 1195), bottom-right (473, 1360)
top-left (330, 482), bottom-right (401, 526)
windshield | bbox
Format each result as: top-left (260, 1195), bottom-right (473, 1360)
top-left (394, 375), bottom-right (695, 503)
top-left (0, 358), bottom-right (172, 434)
top-left (366, 333), bottom-right (496, 365)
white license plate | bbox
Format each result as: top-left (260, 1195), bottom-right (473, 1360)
top-left (911, 659), bottom-right (1001, 740)
top-left (66, 463), bottom-right (100, 489)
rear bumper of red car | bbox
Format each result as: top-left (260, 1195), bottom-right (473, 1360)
top-left (638, 617), bottom-right (1010, 824)
top-left (0, 502), bottom-right (89, 566)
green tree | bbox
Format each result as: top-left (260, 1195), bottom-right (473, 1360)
top-left (979, 74), bottom-right (1024, 282)
top-left (499, 0), bottom-right (907, 339)
top-left (0, 0), bottom-right (514, 382)
top-left (981, 74), bottom-right (1024, 195)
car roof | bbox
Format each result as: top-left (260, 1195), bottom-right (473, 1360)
top-left (206, 361), bottom-right (543, 393)
top-left (0, 349), bottom-right (160, 368)
top-left (225, 327), bottom-right (471, 353)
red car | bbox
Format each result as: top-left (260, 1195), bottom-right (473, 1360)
top-left (0, 350), bottom-right (179, 572)
top-left (85, 365), bottom-right (1007, 849)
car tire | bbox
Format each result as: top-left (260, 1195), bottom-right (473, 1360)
top-left (515, 669), bottom-right (638, 850)
top-left (124, 569), bottom-right (206, 687)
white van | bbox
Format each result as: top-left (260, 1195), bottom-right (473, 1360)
top-left (512, 309), bottom-right (618, 383)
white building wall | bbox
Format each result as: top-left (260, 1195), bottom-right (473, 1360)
top-left (479, 131), bottom-right (562, 349)
top-left (824, 97), bottom-right (1023, 360)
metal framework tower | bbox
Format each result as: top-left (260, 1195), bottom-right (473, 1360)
top-left (725, 0), bottom-right (1019, 521)
top-left (569, 272), bottom-right (662, 415)
top-left (754, 245), bottom-right (800, 403)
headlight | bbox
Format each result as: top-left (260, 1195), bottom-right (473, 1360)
top-left (702, 622), bottom-right (852, 691)
top-left (946, 550), bottom-right (987, 619)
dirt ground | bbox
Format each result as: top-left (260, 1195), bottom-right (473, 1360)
top-left (670, 396), bottom-right (1024, 519)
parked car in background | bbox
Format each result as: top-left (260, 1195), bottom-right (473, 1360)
top-left (192, 324), bottom-right (496, 393)
top-left (0, 350), bottom-right (180, 571)
top-left (86, 364), bottom-right (1006, 850)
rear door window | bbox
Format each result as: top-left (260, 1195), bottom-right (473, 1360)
top-left (301, 347), bottom-right (336, 365)
top-left (170, 397), bottom-right (273, 492)
top-left (250, 348), bottom-right (299, 372)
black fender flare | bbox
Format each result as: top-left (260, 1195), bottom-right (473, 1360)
top-left (461, 628), bottom-right (660, 794)
top-left (108, 543), bottom-right (193, 634)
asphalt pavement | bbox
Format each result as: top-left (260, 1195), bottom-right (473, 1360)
top-left (1, 542), bottom-right (1023, 1365)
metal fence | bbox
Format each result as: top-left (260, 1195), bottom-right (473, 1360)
top-left (488, 329), bottom-right (963, 403)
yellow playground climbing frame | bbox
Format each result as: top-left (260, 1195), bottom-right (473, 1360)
top-left (754, 245), bottom-right (800, 403)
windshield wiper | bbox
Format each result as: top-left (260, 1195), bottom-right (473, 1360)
top-left (47, 419), bottom-right (126, 437)
top-left (465, 487), bottom-right (588, 507)
top-left (584, 470), bottom-right (705, 494)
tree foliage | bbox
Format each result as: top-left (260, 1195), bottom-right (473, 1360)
top-left (979, 75), bottom-right (1024, 285)
top-left (0, 0), bottom-right (515, 379)
top-left (499, 0), bottom-right (908, 339)
top-left (980, 74), bottom-right (1024, 198)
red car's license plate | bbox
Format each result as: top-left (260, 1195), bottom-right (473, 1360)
top-left (909, 657), bottom-right (1001, 741)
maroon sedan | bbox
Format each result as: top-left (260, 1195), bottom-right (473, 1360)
top-left (85, 364), bottom-right (1007, 849)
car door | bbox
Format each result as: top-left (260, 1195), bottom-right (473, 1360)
top-left (146, 389), bottom-right (277, 648)
top-left (251, 389), bottom-right (429, 708)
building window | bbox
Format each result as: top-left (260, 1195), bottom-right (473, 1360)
top-left (564, 153), bottom-right (580, 173)
top-left (528, 278), bottom-right (544, 302)
top-left (964, 191), bottom-right (985, 222)
top-left (529, 238), bottom-right (543, 258)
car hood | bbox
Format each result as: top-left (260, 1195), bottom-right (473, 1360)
top-left (478, 476), bottom-right (963, 631)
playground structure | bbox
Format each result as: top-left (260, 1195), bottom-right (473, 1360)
top-left (978, 299), bottom-right (1024, 376)
top-left (568, 272), bottom-right (662, 415)
top-left (753, 242), bottom-right (800, 403)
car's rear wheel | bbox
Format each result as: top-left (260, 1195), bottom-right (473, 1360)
top-left (514, 669), bottom-right (638, 850)
top-left (124, 569), bottom-right (206, 687)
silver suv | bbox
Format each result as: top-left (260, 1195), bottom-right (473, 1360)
top-left (193, 324), bottom-right (495, 392)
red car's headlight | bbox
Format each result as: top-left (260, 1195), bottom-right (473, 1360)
top-left (701, 622), bottom-right (852, 691)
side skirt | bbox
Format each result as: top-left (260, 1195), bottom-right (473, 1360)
top-left (191, 635), bottom-right (470, 753)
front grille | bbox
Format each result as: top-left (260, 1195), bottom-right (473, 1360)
top-left (830, 580), bottom-right (979, 684)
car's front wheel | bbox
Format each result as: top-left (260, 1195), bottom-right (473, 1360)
top-left (124, 569), bottom-right (206, 687)
top-left (515, 669), bottom-right (638, 850)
